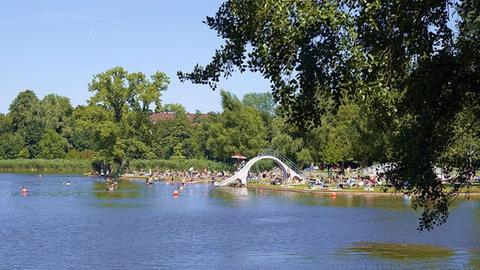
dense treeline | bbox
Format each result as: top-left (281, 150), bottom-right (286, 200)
top-left (0, 67), bottom-right (478, 176)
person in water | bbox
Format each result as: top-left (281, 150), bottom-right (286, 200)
top-left (20, 186), bottom-right (29, 194)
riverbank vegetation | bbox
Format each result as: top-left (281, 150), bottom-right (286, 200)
top-left (0, 159), bottom-right (91, 172)
top-left (0, 158), bottom-right (230, 173)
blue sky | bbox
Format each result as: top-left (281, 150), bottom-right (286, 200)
top-left (0, 0), bottom-right (270, 113)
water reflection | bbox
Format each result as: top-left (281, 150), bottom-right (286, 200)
top-left (471, 249), bottom-right (480, 269)
top-left (209, 187), bottom-right (250, 206)
top-left (342, 242), bottom-right (454, 261)
top-left (93, 181), bottom-right (141, 199)
top-left (1, 174), bottom-right (479, 269)
top-left (249, 189), bottom-right (414, 211)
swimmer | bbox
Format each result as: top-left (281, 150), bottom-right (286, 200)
top-left (64, 181), bottom-right (72, 186)
top-left (20, 186), bottom-right (29, 194)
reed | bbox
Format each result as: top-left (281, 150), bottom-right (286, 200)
top-left (0, 158), bottom-right (231, 173)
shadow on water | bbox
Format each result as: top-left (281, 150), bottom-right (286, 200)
top-left (93, 181), bottom-right (141, 199)
top-left (342, 242), bottom-right (454, 261)
top-left (249, 189), bottom-right (414, 211)
top-left (92, 181), bottom-right (144, 208)
top-left (471, 249), bottom-right (480, 269)
top-left (209, 187), bottom-right (475, 215)
top-left (209, 187), bottom-right (250, 206)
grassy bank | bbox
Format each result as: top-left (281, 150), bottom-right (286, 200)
top-left (0, 158), bottom-right (231, 173)
top-left (0, 159), bottom-right (92, 173)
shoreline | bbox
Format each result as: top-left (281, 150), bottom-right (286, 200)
top-left (246, 183), bottom-right (480, 197)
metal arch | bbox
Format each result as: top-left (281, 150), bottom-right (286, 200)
top-left (215, 154), bottom-right (305, 187)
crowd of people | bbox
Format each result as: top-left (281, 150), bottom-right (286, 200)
top-left (124, 168), bottom-right (234, 184)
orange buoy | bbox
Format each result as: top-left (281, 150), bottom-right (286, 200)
top-left (330, 192), bottom-right (337, 198)
top-left (173, 190), bottom-right (180, 196)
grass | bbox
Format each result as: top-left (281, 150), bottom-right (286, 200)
top-left (344, 242), bottom-right (454, 261)
top-left (0, 159), bottom-right (92, 173)
top-left (0, 158), bottom-right (231, 173)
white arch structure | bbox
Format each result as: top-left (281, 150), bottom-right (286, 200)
top-left (215, 155), bottom-right (305, 187)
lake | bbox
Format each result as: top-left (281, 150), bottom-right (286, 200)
top-left (0, 174), bottom-right (479, 269)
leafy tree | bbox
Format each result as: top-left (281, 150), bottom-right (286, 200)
top-left (0, 114), bottom-right (13, 135)
top-left (151, 105), bottom-right (193, 159)
top-left (8, 90), bottom-right (45, 158)
top-left (9, 90), bottom-right (42, 131)
top-left (0, 133), bottom-right (24, 159)
top-left (162, 103), bottom-right (187, 114)
top-left (242, 92), bottom-right (276, 119)
top-left (206, 90), bottom-right (267, 160)
top-left (270, 117), bottom-right (305, 163)
top-left (89, 67), bottom-right (169, 123)
top-left (71, 105), bottom-right (109, 151)
top-left (179, 0), bottom-right (480, 230)
top-left (88, 67), bottom-right (169, 176)
top-left (40, 94), bottom-right (73, 133)
top-left (38, 129), bottom-right (68, 159)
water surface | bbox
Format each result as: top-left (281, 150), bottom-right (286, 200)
top-left (1, 174), bottom-right (479, 269)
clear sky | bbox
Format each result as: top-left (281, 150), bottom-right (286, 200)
top-left (0, 0), bottom-right (270, 113)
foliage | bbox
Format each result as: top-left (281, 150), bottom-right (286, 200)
top-left (37, 129), bottom-right (69, 159)
top-left (89, 66), bottom-right (169, 122)
top-left (0, 114), bottom-right (12, 135)
top-left (0, 159), bottom-right (92, 172)
top-left (87, 67), bottom-right (170, 176)
top-left (205, 90), bottom-right (267, 161)
top-left (242, 92), bottom-right (276, 120)
top-left (179, 0), bottom-right (480, 230)
top-left (40, 94), bottom-right (73, 134)
top-left (8, 90), bottom-right (45, 158)
top-left (0, 133), bottom-right (24, 159)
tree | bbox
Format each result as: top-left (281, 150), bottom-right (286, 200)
top-left (206, 90), bottom-right (267, 161)
top-left (151, 104), bottom-right (195, 159)
top-left (40, 94), bottom-right (73, 133)
top-left (38, 129), bottom-right (68, 159)
top-left (0, 114), bottom-right (12, 135)
top-left (179, 0), bottom-right (480, 230)
top-left (9, 90), bottom-right (42, 131)
top-left (89, 66), bottom-right (169, 123)
top-left (242, 92), bottom-right (276, 120)
top-left (88, 67), bottom-right (169, 176)
top-left (8, 90), bottom-right (45, 158)
top-left (0, 133), bottom-right (24, 159)
top-left (270, 117), bottom-right (305, 163)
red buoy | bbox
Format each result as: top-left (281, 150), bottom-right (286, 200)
top-left (173, 190), bottom-right (180, 196)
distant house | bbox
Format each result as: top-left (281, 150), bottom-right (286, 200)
top-left (148, 112), bottom-right (209, 124)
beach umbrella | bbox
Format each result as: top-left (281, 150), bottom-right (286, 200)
top-left (231, 154), bottom-right (247, 160)
top-left (231, 153), bottom-right (247, 170)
